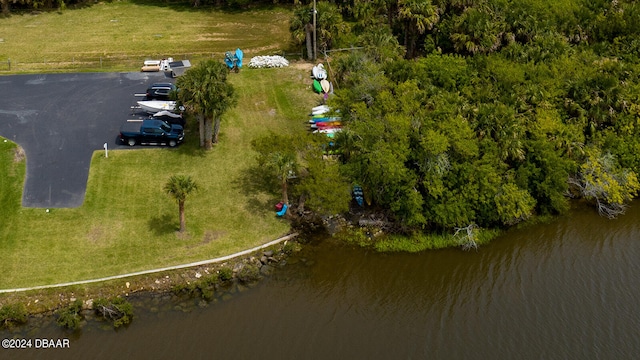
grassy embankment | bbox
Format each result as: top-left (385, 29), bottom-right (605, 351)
top-left (0, 2), bottom-right (318, 289)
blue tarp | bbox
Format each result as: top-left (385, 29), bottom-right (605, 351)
top-left (224, 48), bottom-right (244, 71)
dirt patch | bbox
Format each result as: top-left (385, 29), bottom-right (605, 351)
top-left (201, 230), bottom-right (226, 245)
top-left (175, 231), bottom-right (192, 241)
top-left (87, 226), bottom-right (104, 244)
top-left (13, 146), bottom-right (25, 163)
top-left (193, 35), bottom-right (230, 42)
top-left (288, 60), bottom-right (314, 71)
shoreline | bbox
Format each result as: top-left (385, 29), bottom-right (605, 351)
top-left (0, 233), bottom-right (298, 294)
top-left (0, 233), bottom-right (302, 322)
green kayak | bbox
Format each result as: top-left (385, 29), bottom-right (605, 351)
top-left (312, 79), bottom-right (323, 93)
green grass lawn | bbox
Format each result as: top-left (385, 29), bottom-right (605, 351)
top-left (0, 2), bottom-right (319, 289)
top-left (0, 1), bottom-right (295, 73)
top-left (0, 66), bottom-right (317, 289)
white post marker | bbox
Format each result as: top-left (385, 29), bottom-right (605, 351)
top-left (104, 142), bottom-right (108, 158)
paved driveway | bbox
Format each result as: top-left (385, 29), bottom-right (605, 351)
top-left (0, 72), bottom-right (170, 208)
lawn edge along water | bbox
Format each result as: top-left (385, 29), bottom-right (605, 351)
top-left (0, 233), bottom-right (298, 293)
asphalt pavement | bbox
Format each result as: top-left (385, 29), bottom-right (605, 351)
top-left (0, 71), bottom-right (171, 208)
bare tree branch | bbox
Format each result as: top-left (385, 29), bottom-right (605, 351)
top-left (454, 224), bottom-right (479, 252)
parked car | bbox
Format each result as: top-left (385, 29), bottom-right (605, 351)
top-left (119, 119), bottom-right (184, 147)
top-left (145, 82), bottom-right (177, 100)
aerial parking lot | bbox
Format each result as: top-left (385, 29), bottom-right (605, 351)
top-left (0, 72), bottom-right (171, 208)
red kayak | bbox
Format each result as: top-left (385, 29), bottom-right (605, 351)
top-left (315, 121), bottom-right (342, 129)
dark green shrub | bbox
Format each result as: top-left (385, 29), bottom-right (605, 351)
top-left (93, 297), bottom-right (133, 329)
top-left (171, 283), bottom-right (189, 295)
top-left (198, 284), bottom-right (214, 301)
top-left (334, 227), bottom-right (373, 248)
top-left (173, 274), bottom-right (219, 300)
top-left (201, 273), bottom-right (219, 287)
top-left (282, 241), bottom-right (301, 255)
top-left (0, 303), bottom-right (27, 328)
top-left (55, 299), bottom-right (83, 330)
top-left (198, 274), bottom-right (219, 301)
top-left (226, 0), bottom-right (251, 8)
top-left (218, 267), bottom-right (233, 282)
top-left (236, 263), bottom-right (261, 284)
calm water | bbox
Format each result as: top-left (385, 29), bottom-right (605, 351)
top-left (3, 203), bottom-right (640, 359)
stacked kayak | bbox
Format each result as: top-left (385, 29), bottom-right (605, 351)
top-left (312, 64), bottom-right (327, 80)
top-left (314, 120), bottom-right (342, 129)
top-left (311, 64), bottom-right (333, 97)
top-left (311, 104), bottom-right (330, 115)
top-left (309, 117), bottom-right (341, 128)
top-left (309, 105), bottom-right (342, 138)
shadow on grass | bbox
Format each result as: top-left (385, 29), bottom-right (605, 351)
top-left (234, 164), bottom-right (281, 214)
top-left (177, 141), bottom-right (209, 158)
top-left (148, 213), bottom-right (178, 235)
top-left (173, 126), bottom-right (210, 158)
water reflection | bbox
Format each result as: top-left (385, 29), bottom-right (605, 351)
top-left (2, 203), bottom-right (640, 359)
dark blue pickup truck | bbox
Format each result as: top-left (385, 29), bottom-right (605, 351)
top-left (119, 119), bottom-right (184, 147)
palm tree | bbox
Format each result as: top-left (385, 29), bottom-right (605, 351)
top-left (176, 60), bottom-right (237, 150)
top-left (164, 175), bottom-right (199, 233)
top-left (274, 151), bottom-right (297, 205)
top-left (251, 133), bottom-right (299, 205)
top-left (449, 6), bottom-right (508, 55)
top-left (316, 2), bottom-right (349, 52)
top-left (361, 24), bottom-right (405, 62)
top-left (290, 2), bottom-right (348, 59)
top-left (398, 0), bottom-right (440, 57)
top-left (290, 6), bottom-right (314, 60)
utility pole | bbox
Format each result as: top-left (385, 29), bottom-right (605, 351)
top-left (313, 0), bottom-right (317, 61)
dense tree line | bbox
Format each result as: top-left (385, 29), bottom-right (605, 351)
top-left (0, 0), bottom-right (307, 16)
top-left (279, 0), bottom-right (640, 237)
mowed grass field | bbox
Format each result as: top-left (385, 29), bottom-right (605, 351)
top-left (0, 2), bottom-right (319, 289)
top-left (0, 1), bottom-right (293, 73)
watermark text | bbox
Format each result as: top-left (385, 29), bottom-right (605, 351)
top-left (2, 338), bottom-right (70, 349)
